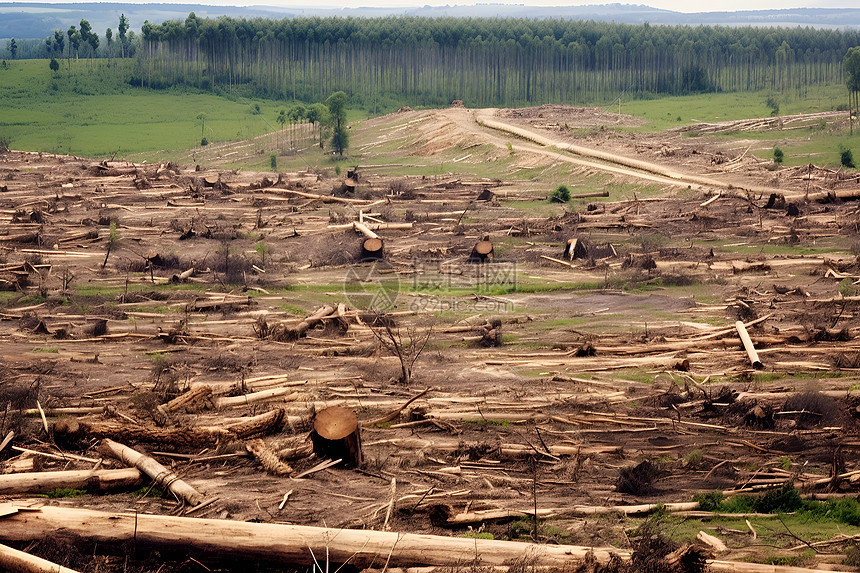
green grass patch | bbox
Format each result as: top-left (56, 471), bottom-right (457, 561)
top-left (694, 487), bottom-right (860, 526)
top-left (465, 418), bottom-right (510, 428)
top-left (0, 59), bottom-right (304, 158)
top-left (40, 488), bottom-right (86, 498)
top-left (458, 531), bottom-right (494, 540)
top-left (32, 347), bottom-right (59, 353)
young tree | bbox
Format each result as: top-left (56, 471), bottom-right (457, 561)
top-left (118, 14), bottom-right (129, 58)
top-left (196, 113), bottom-right (207, 145)
top-left (52, 30), bottom-right (65, 58)
top-left (325, 91), bottom-right (349, 156)
top-left (845, 47), bottom-right (860, 136)
top-left (67, 26), bottom-right (81, 61)
top-left (305, 102), bottom-right (328, 149)
top-left (105, 28), bottom-right (113, 60)
top-left (276, 109), bottom-right (287, 150)
top-left (79, 19), bottom-right (98, 59)
top-left (49, 58), bottom-right (60, 74)
top-left (8, 38), bottom-right (16, 59)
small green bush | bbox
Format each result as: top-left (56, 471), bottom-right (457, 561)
top-left (201, 137), bottom-right (209, 146)
top-left (270, 153), bottom-right (277, 170)
top-left (773, 147), bottom-right (784, 164)
top-left (841, 146), bottom-right (856, 169)
top-left (550, 184), bottom-right (572, 203)
top-left (693, 491), bottom-right (724, 511)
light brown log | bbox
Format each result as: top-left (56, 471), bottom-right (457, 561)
top-left (327, 222), bottom-right (412, 231)
top-left (569, 190), bottom-right (610, 199)
top-left (162, 384), bottom-right (213, 414)
top-left (0, 468), bottom-right (143, 495)
top-left (259, 187), bottom-right (368, 204)
top-left (220, 408), bottom-right (286, 439)
top-left (0, 542), bottom-right (81, 573)
top-left (735, 320), bottom-right (763, 369)
top-left (0, 505), bottom-right (625, 568)
top-left (354, 221), bottom-right (380, 240)
top-left (214, 388), bottom-right (298, 409)
top-left (371, 438), bottom-right (620, 458)
top-left (697, 531), bottom-right (728, 553)
top-left (274, 305), bottom-right (336, 341)
top-left (540, 255), bottom-right (574, 268)
top-left (98, 439), bottom-right (205, 506)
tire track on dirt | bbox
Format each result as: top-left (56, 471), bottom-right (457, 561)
top-left (473, 109), bottom-right (788, 197)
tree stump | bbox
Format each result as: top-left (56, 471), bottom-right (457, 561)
top-left (563, 238), bottom-right (588, 260)
top-left (361, 237), bottom-right (384, 261)
top-left (311, 406), bottom-right (362, 468)
top-left (467, 238), bottom-right (493, 263)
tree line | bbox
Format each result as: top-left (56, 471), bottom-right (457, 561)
top-left (133, 15), bottom-right (860, 107)
top-left (4, 15), bottom-right (859, 111)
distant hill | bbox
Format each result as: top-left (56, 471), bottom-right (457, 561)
top-left (2, 2), bottom-right (859, 40)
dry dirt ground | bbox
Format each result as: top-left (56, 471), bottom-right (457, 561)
top-left (2, 105), bottom-right (860, 572)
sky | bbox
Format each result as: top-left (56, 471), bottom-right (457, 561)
top-left (7, 0), bottom-right (859, 15)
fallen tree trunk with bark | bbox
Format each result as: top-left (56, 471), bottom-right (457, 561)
top-left (0, 505), bottom-right (834, 573)
top-left (0, 468), bottom-right (143, 495)
top-left (0, 542), bottom-right (81, 573)
top-left (0, 505), bottom-right (623, 568)
top-left (98, 439), bottom-right (206, 506)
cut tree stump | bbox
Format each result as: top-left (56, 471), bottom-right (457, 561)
top-left (563, 238), bottom-right (588, 260)
top-left (361, 237), bottom-right (384, 261)
top-left (467, 237), bottom-right (494, 263)
top-left (311, 406), bottom-right (363, 468)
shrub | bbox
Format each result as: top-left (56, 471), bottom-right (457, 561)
top-left (840, 146), bottom-right (855, 169)
top-left (773, 147), bottom-right (784, 164)
top-left (270, 153), bottom-right (277, 170)
top-left (550, 184), bottom-right (572, 203)
top-left (766, 96), bottom-right (780, 116)
top-left (200, 137), bottom-right (209, 146)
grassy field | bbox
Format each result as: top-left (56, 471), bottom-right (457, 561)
top-left (1, 58), bottom-right (856, 171)
top-left (0, 59), bottom-right (294, 158)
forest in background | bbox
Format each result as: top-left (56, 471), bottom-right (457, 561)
top-left (132, 16), bottom-right (860, 108)
top-left (3, 14), bottom-right (860, 109)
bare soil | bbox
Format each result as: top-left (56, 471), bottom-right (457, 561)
top-left (2, 105), bottom-right (860, 572)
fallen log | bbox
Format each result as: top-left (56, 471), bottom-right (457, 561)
top-left (0, 468), bottom-right (143, 495)
top-left (273, 305), bottom-right (336, 341)
top-left (214, 387), bottom-right (298, 410)
top-left (219, 408), bottom-right (286, 438)
top-left (161, 384), bottom-right (213, 414)
top-left (368, 437), bottom-right (621, 458)
top-left (736, 320), bottom-right (763, 369)
top-left (53, 418), bottom-right (233, 447)
top-left (0, 505), bottom-right (625, 568)
top-left (0, 542), bottom-right (81, 573)
top-left (98, 439), bottom-right (205, 506)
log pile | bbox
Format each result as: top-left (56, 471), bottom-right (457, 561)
top-left (2, 146), bottom-right (860, 573)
